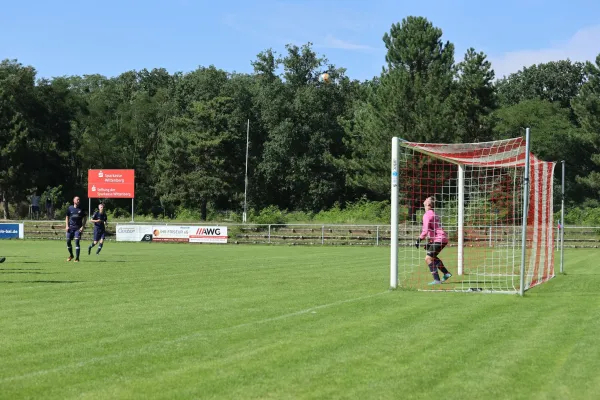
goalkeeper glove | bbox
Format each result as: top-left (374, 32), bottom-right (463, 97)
top-left (415, 238), bottom-right (421, 249)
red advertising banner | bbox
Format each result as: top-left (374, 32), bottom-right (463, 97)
top-left (88, 169), bottom-right (135, 199)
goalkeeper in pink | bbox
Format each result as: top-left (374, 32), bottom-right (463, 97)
top-left (415, 197), bottom-right (452, 285)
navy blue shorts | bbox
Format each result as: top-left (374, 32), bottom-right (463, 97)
top-left (93, 227), bottom-right (105, 242)
top-left (66, 229), bottom-right (82, 240)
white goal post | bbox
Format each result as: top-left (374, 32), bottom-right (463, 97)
top-left (390, 129), bottom-right (560, 295)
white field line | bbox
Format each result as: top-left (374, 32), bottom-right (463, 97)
top-left (1, 291), bottom-right (389, 383)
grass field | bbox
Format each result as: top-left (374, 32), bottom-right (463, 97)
top-left (1, 241), bottom-right (599, 399)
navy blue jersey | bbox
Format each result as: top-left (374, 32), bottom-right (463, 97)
top-left (92, 211), bottom-right (108, 229)
top-left (66, 206), bottom-right (86, 230)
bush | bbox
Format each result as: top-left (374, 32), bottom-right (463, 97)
top-left (559, 207), bottom-right (600, 226)
top-left (314, 197), bottom-right (390, 224)
top-left (106, 207), bottom-right (131, 220)
top-left (172, 206), bottom-right (202, 222)
top-left (249, 205), bottom-right (286, 225)
top-left (54, 202), bottom-right (70, 220)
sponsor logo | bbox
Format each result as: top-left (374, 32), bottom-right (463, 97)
top-left (194, 227), bottom-right (221, 236)
top-left (153, 229), bottom-right (188, 236)
top-left (118, 227), bottom-right (136, 234)
top-left (0, 223), bottom-right (21, 239)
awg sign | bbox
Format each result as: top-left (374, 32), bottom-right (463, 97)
top-left (88, 169), bottom-right (135, 199)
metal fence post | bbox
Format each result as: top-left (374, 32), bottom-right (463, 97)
top-left (376, 225), bottom-right (379, 246)
top-left (268, 225), bottom-right (271, 244)
top-left (322, 225), bottom-right (325, 245)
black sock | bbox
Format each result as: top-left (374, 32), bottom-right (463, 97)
top-left (75, 239), bottom-right (80, 259)
top-left (434, 258), bottom-right (449, 275)
top-left (96, 243), bottom-right (103, 254)
top-left (67, 240), bottom-right (73, 257)
top-left (89, 243), bottom-right (95, 250)
top-left (428, 262), bottom-right (440, 281)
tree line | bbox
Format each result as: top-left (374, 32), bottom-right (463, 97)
top-left (2, 16), bottom-right (600, 220)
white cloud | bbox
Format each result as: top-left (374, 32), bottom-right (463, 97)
top-left (221, 6), bottom-right (379, 53)
top-left (315, 34), bottom-right (378, 52)
top-left (491, 25), bottom-right (600, 79)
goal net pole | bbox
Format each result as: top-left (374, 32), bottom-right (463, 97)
top-left (457, 164), bottom-right (465, 275)
top-left (560, 160), bottom-right (565, 274)
top-left (519, 127), bottom-right (531, 296)
top-left (390, 137), bottom-right (399, 289)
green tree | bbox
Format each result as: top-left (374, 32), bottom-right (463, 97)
top-left (252, 43), bottom-right (352, 211)
top-left (493, 99), bottom-right (588, 203)
top-left (343, 17), bottom-right (457, 199)
top-left (452, 48), bottom-right (497, 143)
top-left (0, 60), bottom-right (38, 218)
top-left (154, 96), bottom-right (238, 220)
top-left (32, 77), bottom-right (79, 194)
top-left (380, 16), bottom-right (456, 142)
top-left (572, 54), bottom-right (600, 201)
top-left (69, 69), bottom-right (177, 214)
top-left (496, 60), bottom-right (585, 109)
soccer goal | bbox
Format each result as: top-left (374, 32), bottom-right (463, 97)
top-left (390, 130), bottom-right (558, 295)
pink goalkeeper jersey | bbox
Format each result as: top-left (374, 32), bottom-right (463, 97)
top-left (420, 209), bottom-right (448, 243)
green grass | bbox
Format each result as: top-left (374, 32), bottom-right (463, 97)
top-left (0, 241), bottom-right (599, 399)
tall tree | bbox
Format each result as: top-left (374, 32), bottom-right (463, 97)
top-left (452, 48), bottom-right (497, 143)
top-left (343, 17), bottom-right (457, 198)
top-left (253, 43), bottom-right (352, 211)
top-left (493, 99), bottom-right (589, 202)
top-left (496, 60), bottom-right (585, 109)
top-left (0, 60), bottom-right (38, 218)
top-left (155, 96), bottom-right (238, 220)
top-left (572, 54), bottom-right (600, 201)
top-left (380, 16), bottom-right (456, 142)
top-left (31, 77), bottom-right (78, 198)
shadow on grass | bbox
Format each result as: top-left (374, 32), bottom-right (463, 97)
top-left (0, 271), bottom-right (58, 275)
top-left (0, 280), bottom-right (83, 284)
top-left (0, 268), bottom-right (43, 271)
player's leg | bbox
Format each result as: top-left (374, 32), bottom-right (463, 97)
top-left (89, 228), bottom-right (98, 255)
top-left (66, 231), bottom-right (74, 261)
top-left (74, 230), bottom-right (82, 262)
top-left (425, 244), bottom-right (441, 284)
top-left (434, 243), bottom-right (452, 281)
top-left (96, 231), bottom-right (105, 254)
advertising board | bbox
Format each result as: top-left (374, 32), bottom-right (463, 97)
top-left (116, 224), bottom-right (227, 243)
top-left (0, 223), bottom-right (24, 239)
top-left (88, 169), bottom-right (135, 199)
top-left (115, 225), bottom-right (153, 242)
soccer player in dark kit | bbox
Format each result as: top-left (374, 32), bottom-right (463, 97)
top-left (88, 203), bottom-right (108, 256)
top-left (65, 196), bottom-right (87, 262)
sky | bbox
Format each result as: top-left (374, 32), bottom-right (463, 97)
top-left (1, 0), bottom-right (599, 81)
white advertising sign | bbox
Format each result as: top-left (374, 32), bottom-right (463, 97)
top-left (189, 226), bottom-right (228, 244)
top-left (150, 226), bottom-right (191, 242)
top-left (116, 225), bottom-right (153, 242)
top-left (116, 224), bottom-right (228, 243)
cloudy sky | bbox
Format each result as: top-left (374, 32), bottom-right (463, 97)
top-left (1, 0), bottom-right (599, 80)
